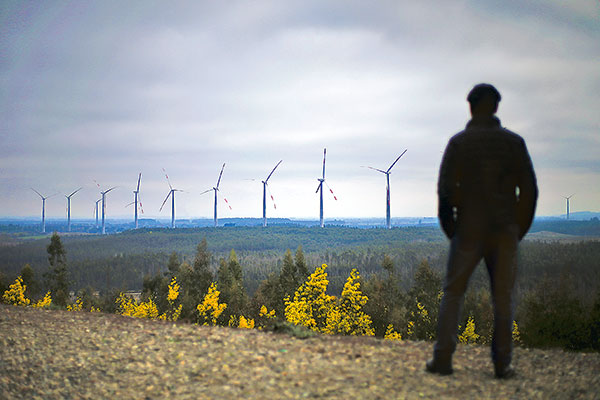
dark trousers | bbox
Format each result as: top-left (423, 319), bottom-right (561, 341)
top-left (434, 224), bottom-right (519, 368)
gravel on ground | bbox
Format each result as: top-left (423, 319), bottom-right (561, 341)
top-left (1, 305), bottom-right (598, 399)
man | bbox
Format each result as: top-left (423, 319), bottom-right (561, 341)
top-left (427, 83), bottom-right (538, 379)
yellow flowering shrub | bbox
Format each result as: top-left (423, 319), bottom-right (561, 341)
top-left (67, 297), bottom-right (83, 312)
top-left (114, 277), bottom-right (180, 321)
top-left (406, 300), bottom-right (433, 340)
top-left (2, 276), bottom-right (30, 306)
top-left (256, 305), bottom-right (276, 330)
top-left (512, 320), bottom-right (520, 343)
top-left (324, 269), bottom-right (374, 336)
top-left (284, 264), bottom-right (336, 332)
top-left (197, 282), bottom-right (227, 326)
top-left (458, 316), bottom-right (480, 344)
top-left (134, 298), bottom-right (160, 319)
top-left (384, 324), bottom-right (402, 341)
top-left (227, 314), bottom-right (255, 329)
top-left (167, 276), bottom-right (180, 302)
top-left (32, 291), bottom-right (52, 309)
top-left (116, 293), bottom-right (160, 319)
top-left (165, 277), bottom-right (182, 321)
top-left (170, 304), bottom-right (183, 321)
top-left (116, 293), bottom-right (136, 316)
top-left (90, 306), bottom-right (101, 313)
top-left (238, 315), bottom-right (255, 329)
top-left (259, 305), bottom-right (276, 319)
top-left (407, 320), bottom-right (415, 337)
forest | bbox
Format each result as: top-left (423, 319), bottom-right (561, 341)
top-left (1, 222), bottom-right (599, 351)
top-left (0, 222), bottom-right (599, 296)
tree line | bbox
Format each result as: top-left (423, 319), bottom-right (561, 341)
top-left (2, 232), bottom-right (599, 351)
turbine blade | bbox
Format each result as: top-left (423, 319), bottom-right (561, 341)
top-left (362, 166), bottom-right (387, 174)
top-left (93, 179), bottom-right (101, 189)
top-left (266, 184), bottom-right (277, 209)
top-left (325, 181), bottom-right (338, 200)
top-left (387, 149), bottom-right (407, 173)
top-left (216, 163), bottom-right (225, 188)
top-left (322, 148), bottom-right (326, 179)
top-left (69, 187), bottom-right (83, 198)
top-left (159, 191), bottom-right (172, 212)
top-left (125, 201), bottom-right (135, 208)
top-left (199, 189), bottom-right (213, 195)
top-left (136, 173), bottom-right (141, 192)
top-left (223, 197), bottom-right (232, 210)
top-left (265, 160), bottom-right (283, 183)
top-left (104, 187), bottom-right (117, 194)
top-left (162, 168), bottom-right (173, 190)
top-left (31, 188), bottom-right (44, 198)
top-left (315, 182), bottom-right (322, 194)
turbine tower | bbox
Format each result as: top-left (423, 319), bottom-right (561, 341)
top-left (31, 189), bottom-right (55, 233)
top-left (160, 169), bottom-right (182, 229)
top-left (94, 199), bottom-right (101, 228)
top-left (564, 194), bottom-right (574, 220)
top-left (126, 173), bottom-right (143, 228)
top-left (262, 160), bottom-right (282, 227)
top-left (363, 149), bottom-right (407, 229)
top-left (65, 187), bottom-right (82, 232)
top-left (98, 185), bottom-right (116, 235)
top-left (200, 163), bottom-right (232, 227)
top-left (315, 148), bottom-right (337, 228)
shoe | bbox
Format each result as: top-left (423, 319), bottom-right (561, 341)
top-left (495, 364), bottom-right (515, 379)
top-left (426, 358), bottom-right (453, 375)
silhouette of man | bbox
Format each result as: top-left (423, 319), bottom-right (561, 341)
top-left (427, 84), bottom-right (538, 378)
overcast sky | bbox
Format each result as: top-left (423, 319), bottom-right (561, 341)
top-left (1, 1), bottom-right (598, 221)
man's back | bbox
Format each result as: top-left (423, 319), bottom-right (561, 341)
top-left (438, 115), bottom-right (537, 238)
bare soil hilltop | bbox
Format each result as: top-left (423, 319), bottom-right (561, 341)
top-left (1, 305), bottom-right (598, 399)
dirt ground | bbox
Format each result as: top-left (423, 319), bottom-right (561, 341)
top-left (1, 305), bottom-right (598, 399)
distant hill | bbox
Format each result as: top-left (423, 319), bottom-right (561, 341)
top-left (557, 211), bottom-right (600, 221)
top-left (529, 218), bottom-right (600, 236)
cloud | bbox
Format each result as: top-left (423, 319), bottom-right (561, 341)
top-left (1, 1), bottom-right (598, 219)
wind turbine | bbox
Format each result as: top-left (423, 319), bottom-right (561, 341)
top-left (160, 169), bottom-right (183, 229)
top-left (563, 194), bottom-right (574, 220)
top-left (315, 148), bottom-right (337, 228)
top-left (31, 189), bottom-right (55, 233)
top-left (94, 199), bottom-right (101, 228)
top-left (65, 187), bottom-right (82, 232)
top-left (200, 163), bottom-right (232, 227)
top-left (362, 149), bottom-right (407, 229)
top-left (261, 160), bottom-right (282, 227)
top-left (126, 173), bottom-right (143, 229)
top-left (95, 182), bottom-right (116, 235)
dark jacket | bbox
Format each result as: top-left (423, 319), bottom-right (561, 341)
top-left (438, 116), bottom-right (538, 240)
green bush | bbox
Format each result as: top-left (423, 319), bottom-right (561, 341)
top-left (519, 275), bottom-right (591, 350)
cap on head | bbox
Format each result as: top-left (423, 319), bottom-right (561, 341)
top-left (467, 83), bottom-right (501, 106)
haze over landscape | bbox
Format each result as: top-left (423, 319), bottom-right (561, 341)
top-left (1, 1), bottom-right (599, 221)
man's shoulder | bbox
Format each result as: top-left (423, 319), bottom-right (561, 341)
top-left (451, 123), bottom-right (525, 145)
top-left (448, 129), bottom-right (466, 144)
top-left (500, 126), bottom-right (524, 141)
